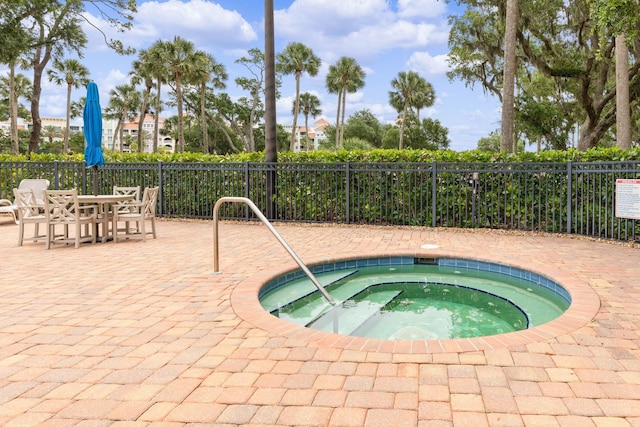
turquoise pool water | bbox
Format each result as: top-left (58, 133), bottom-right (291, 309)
top-left (259, 257), bottom-right (571, 340)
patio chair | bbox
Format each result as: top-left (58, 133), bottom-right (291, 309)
top-left (0, 198), bottom-right (17, 224)
top-left (44, 189), bottom-right (97, 249)
top-left (112, 186), bottom-right (158, 242)
top-left (19, 179), bottom-right (50, 206)
top-left (110, 186), bottom-right (141, 235)
top-left (0, 178), bottom-right (50, 224)
top-left (13, 188), bottom-right (47, 245)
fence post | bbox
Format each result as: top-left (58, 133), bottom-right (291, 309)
top-left (431, 160), bottom-right (437, 227)
top-left (245, 161), bottom-right (250, 220)
top-left (55, 160), bottom-right (61, 190)
top-left (345, 161), bottom-right (350, 224)
top-left (566, 161), bottom-right (572, 234)
top-left (157, 161), bottom-right (163, 217)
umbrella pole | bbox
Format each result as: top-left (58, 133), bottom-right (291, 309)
top-left (92, 166), bottom-right (101, 241)
top-left (92, 166), bottom-right (99, 196)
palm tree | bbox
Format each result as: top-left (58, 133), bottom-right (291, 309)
top-left (147, 41), bottom-right (170, 152)
top-left (42, 125), bottom-right (62, 146)
top-left (295, 92), bottom-right (322, 151)
top-left (47, 58), bottom-right (89, 153)
top-left (130, 48), bottom-right (156, 153)
top-left (411, 80), bottom-right (435, 122)
top-left (190, 52), bottom-right (227, 153)
top-left (264, 0), bottom-right (277, 218)
top-left (1, 69), bottom-right (31, 154)
top-left (326, 57), bottom-right (365, 148)
top-left (276, 42), bottom-right (321, 150)
top-left (162, 36), bottom-right (203, 153)
top-left (389, 71), bottom-right (430, 149)
top-left (105, 84), bottom-right (140, 152)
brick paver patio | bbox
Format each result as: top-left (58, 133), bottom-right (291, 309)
top-left (0, 217), bottom-right (638, 426)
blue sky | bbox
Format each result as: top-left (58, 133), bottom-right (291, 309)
top-left (36, 0), bottom-right (501, 151)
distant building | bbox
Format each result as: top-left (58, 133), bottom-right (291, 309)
top-left (284, 118), bottom-right (330, 152)
top-left (105, 115), bottom-right (175, 153)
top-left (7, 115), bottom-right (176, 153)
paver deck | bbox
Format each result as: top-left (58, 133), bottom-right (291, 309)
top-left (0, 217), bottom-right (638, 426)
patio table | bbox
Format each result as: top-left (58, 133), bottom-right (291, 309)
top-left (77, 194), bottom-right (134, 242)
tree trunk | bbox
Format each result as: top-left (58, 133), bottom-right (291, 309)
top-left (29, 58), bottom-right (45, 155)
top-left (290, 71), bottom-right (301, 151)
top-left (616, 34), bottom-right (631, 150)
top-left (399, 105), bottom-right (407, 149)
top-left (200, 82), bottom-right (209, 154)
top-left (9, 63), bottom-right (19, 155)
top-left (264, 0), bottom-right (277, 218)
top-left (335, 90), bottom-right (342, 148)
top-left (340, 87), bottom-right (347, 147)
top-left (501, 0), bottom-right (518, 152)
top-left (64, 83), bottom-right (71, 153)
top-left (176, 75), bottom-right (185, 153)
top-left (138, 86), bottom-right (151, 153)
top-left (154, 80), bottom-right (161, 152)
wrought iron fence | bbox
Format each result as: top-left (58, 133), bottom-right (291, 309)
top-left (1, 160), bottom-right (638, 241)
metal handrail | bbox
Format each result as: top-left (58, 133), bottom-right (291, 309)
top-left (212, 196), bottom-right (336, 305)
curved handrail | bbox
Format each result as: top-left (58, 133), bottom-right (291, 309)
top-left (213, 196), bottom-right (335, 305)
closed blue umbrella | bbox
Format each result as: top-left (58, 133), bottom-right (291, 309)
top-left (83, 81), bottom-right (105, 196)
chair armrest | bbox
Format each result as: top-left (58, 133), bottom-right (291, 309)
top-left (114, 201), bottom-right (144, 212)
top-left (0, 199), bottom-right (13, 206)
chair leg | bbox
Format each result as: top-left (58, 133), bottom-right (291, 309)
top-left (17, 221), bottom-right (24, 246)
top-left (150, 217), bottom-right (157, 239)
top-left (75, 222), bottom-right (81, 248)
top-left (140, 218), bottom-right (146, 242)
top-left (46, 224), bottom-right (52, 249)
top-left (112, 216), bottom-right (118, 243)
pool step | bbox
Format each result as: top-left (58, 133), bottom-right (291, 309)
top-left (306, 289), bottom-right (404, 335)
top-left (263, 269), bottom-right (359, 314)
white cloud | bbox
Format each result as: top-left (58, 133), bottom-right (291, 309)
top-left (81, 0), bottom-right (258, 63)
top-left (136, 0), bottom-right (257, 48)
top-left (276, 0), bottom-right (392, 37)
top-left (274, 0), bottom-right (449, 61)
top-left (407, 52), bottom-right (450, 75)
top-left (398, 0), bottom-right (447, 19)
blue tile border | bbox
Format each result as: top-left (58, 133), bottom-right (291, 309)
top-left (260, 256), bottom-right (572, 305)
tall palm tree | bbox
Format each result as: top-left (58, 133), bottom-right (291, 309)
top-left (190, 52), bottom-right (227, 153)
top-left (411, 80), bottom-right (435, 122)
top-left (47, 58), bottom-right (90, 153)
top-left (326, 57), bottom-right (365, 148)
top-left (264, 0), bottom-right (277, 218)
top-left (130, 48), bottom-right (156, 153)
top-left (295, 92), bottom-right (322, 151)
top-left (325, 69), bottom-right (342, 147)
top-left (389, 71), bottom-right (429, 149)
top-left (276, 42), bottom-right (321, 150)
top-left (105, 84), bottom-right (140, 152)
top-left (147, 40), bottom-right (170, 152)
top-left (1, 68), bottom-right (32, 154)
top-left (162, 36), bottom-right (203, 153)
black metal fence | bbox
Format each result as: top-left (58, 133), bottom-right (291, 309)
top-left (1, 160), bottom-right (639, 241)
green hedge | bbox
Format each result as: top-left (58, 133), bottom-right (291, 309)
top-left (3, 146), bottom-right (640, 164)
